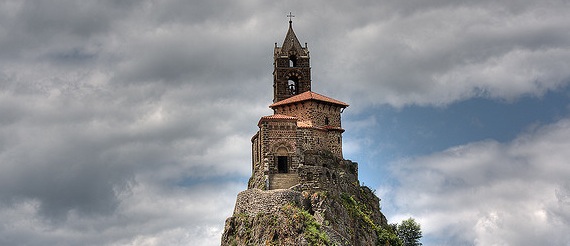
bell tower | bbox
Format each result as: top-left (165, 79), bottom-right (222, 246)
top-left (273, 18), bottom-right (311, 102)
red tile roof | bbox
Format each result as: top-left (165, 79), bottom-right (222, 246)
top-left (260, 114), bottom-right (297, 120)
top-left (258, 114), bottom-right (297, 126)
top-left (270, 91), bottom-right (349, 108)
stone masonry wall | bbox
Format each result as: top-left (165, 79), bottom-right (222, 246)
top-left (297, 128), bottom-right (343, 159)
top-left (294, 150), bottom-right (359, 194)
top-left (327, 131), bottom-right (343, 158)
top-left (273, 101), bottom-right (344, 159)
top-left (255, 118), bottom-right (302, 177)
top-left (274, 101), bottom-right (342, 128)
top-left (233, 188), bottom-right (304, 216)
top-left (251, 132), bottom-right (260, 173)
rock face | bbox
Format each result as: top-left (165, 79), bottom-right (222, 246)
top-left (221, 151), bottom-right (390, 246)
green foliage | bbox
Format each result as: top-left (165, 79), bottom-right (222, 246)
top-left (340, 193), bottom-right (402, 246)
top-left (340, 193), bottom-right (376, 229)
top-left (397, 218), bottom-right (422, 246)
top-left (299, 208), bottom-right (332, 245)
top-left (281, 204), bottom-right (333, 246)
top-left (377, 226), bottom-right (402, 246)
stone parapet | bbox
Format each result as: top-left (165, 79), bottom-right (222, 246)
top-left (232, 188), bottom-right (303, 216)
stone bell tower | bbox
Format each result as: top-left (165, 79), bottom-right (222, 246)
top-left (273, 19), bottom-right (311, 102)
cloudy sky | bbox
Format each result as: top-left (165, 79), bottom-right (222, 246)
top-left (1, 0), bottom-right (569, 245)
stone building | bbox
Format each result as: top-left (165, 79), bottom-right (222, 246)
top-left (249, 19), bottom-right (349, 190)
top-left (222, 19), bottom-right (390, 246)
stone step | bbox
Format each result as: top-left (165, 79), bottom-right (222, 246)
top-left (269, 173), bottom-right (300, 190)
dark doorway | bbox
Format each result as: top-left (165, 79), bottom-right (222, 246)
top-left (277, 156), bottom-right (288, 173)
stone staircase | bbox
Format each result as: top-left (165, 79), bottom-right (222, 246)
top-left (269, 173), bottom-right (300, 190)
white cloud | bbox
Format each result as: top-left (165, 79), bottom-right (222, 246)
top-left (317, 0), bottom-right (570, 107)
top-left (389, 118), bottom-right (570, 245)
top-left (0, 181), bottom-right (241, 246)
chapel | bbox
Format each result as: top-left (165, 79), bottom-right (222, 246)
top-left (249, 18), bottom-right (349, 190)
top-left (222, 17), bottom-right (389, 246)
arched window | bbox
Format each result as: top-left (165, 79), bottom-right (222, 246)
top-left (288, 79), bottom-right (298, 95)
top-left (289, 55), bottom-right (297, 67)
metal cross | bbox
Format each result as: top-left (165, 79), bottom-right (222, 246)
top-left (287, 12), bottom-right (295, 22)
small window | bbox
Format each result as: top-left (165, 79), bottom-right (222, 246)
top-left (325, 117), bottom-right (329, 125)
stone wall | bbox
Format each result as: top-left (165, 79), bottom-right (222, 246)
top-left (253, 117), bottom-right (304, 178)
top-left (327, 130), bottom-right (343, 158)
top-left (272, 101), bottom-right (344, 159)
top-left (273, 54), bottom-right (311, 102)
top-left (296, 127), bottom-right (343, 159)
top-left (295, 150), bottom-right (359, 195)
top-left (274, 101), bottom-right (342, 128)
top-left (232, 188), bottom-right (304, 216)
top-left (251, 132), bottom-right (261, 174)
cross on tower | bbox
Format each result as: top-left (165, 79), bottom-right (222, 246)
top-left (287, 12), bottom-right (295, 23)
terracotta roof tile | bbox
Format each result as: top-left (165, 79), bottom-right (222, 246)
top-left (270, 91), bottom-right (349, 108)
top-left (260, 114), bottom-right (297, 120)
top-left (258, 114), bottom-right (297, 126)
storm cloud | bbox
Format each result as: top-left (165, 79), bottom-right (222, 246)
top-left (0, 0), bottom-right (569, 245)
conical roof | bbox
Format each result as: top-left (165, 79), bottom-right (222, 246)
top-left (279, 21), bottom-right (308, 56)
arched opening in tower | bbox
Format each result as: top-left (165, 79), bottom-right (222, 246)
top-left (289, 55), bottom-right (297, 67)
top-left (288, 78), bottom-right (298, 95)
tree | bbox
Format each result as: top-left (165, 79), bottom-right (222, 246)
top-left (397, 218), bottom-right (422, 246)
top-left (377, 224), bottom-right (402, 246)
